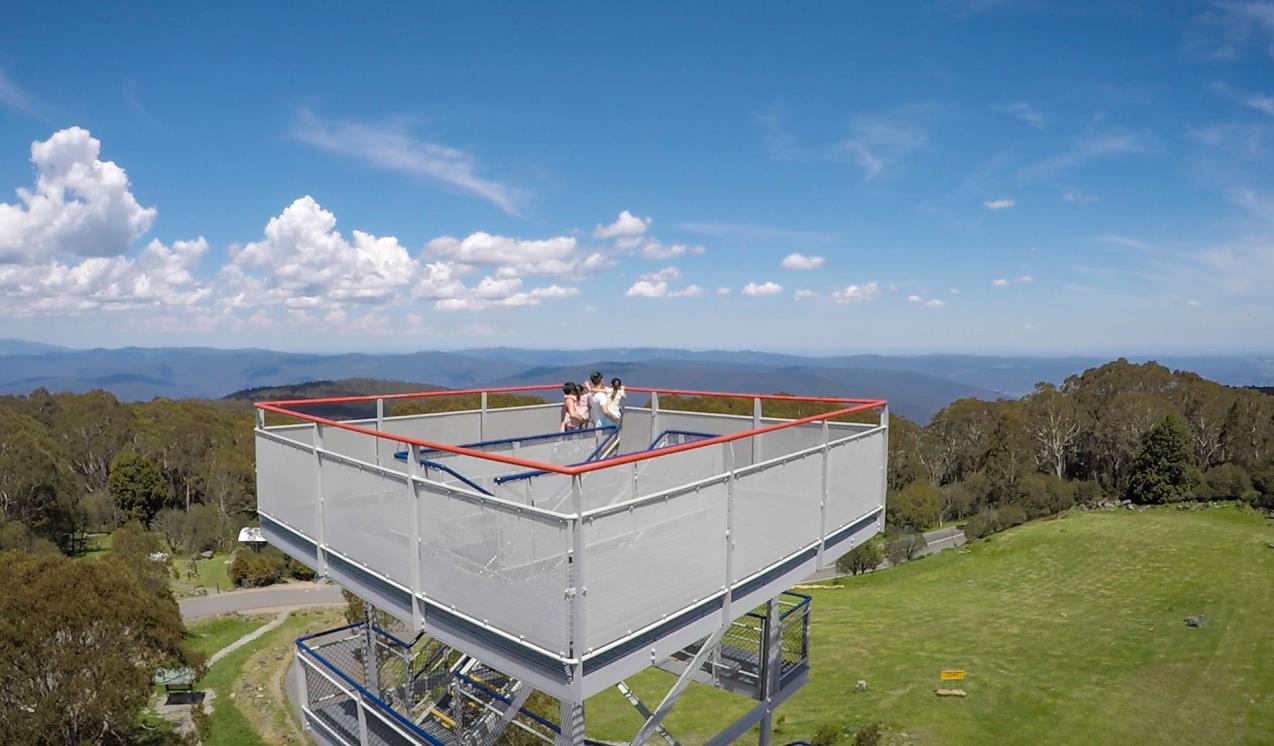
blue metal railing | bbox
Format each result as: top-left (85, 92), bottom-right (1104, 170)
top-left (494, 429), bottom-right (715, 485)
top-left (296, 627), bottom-right (449, 746)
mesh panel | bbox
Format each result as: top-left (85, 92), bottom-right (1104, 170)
top-left (583, 479), bottom-right (728, 651)
top-left (322, 456), bottom-right (413, 584)
top-left (825, 429), bottom-right (887, 532)
top-left (731, 453), bottom-right (824, 579)
top-left (755, 422), bottom-right (826, 461)
top-left (417, 481), bottom-right (571, 654)
top-left (257, 434), bottom-right (319, 536)
top-left (631, 442), bottom-right (727, 497)
top-left (480, 405), bottom-right (561, 441)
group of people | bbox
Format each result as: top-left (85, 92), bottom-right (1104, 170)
top-left (561, 372), bottom-right (626, 431)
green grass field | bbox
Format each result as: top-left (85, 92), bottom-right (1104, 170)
top-left (185, 615), bottom-right (271, 659)
top-left (585, 505), bottom-right (1274, 745)
top-left (196, 608), bottom-right (342, 746)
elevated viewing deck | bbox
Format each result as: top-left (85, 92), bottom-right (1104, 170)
top-left (254, 385), bottom-right (887, 744)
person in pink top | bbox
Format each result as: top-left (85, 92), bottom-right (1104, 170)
top-left (561, 382), bottom-right (589, 430)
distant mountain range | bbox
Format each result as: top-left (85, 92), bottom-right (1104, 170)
top-left (2, 338), bottom-right (1271, 422)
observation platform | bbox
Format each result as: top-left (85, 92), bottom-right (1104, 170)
top-left (254, 385), bottom-right (887, 744)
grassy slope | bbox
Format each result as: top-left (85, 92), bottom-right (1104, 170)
top-left (198, 608), bottom-right (343, 746)
top-left (185, 615), bottom-right (271, 659)
top-left (585, 506), bottom-right (1274, 745)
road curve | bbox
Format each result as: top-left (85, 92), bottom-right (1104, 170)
top-left (179, 582), bottom-right (345, 620)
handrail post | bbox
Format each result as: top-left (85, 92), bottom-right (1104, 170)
top-left (650, 391), bottom-right (660, 447)
top-left (752, 397), bottom-right (762, 465)
top-left (374, 397), bottom-right (384, 465)
top-left (817, 418), bottom-right (830, 571)
top-left (407, 444), bottom-right (422, 627)
top-left (560, 474), bottom-right (587, 746)
top-left (314, 422), bottom-right (328, 577)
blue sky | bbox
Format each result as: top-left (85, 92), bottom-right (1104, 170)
top-left (1, 2), bottom-right (1272, 354)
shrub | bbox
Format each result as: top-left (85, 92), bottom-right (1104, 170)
top-left (810, 722), bottom-right (843, 746)
top-left (1198, 464), bottom-right (1255, 502)
top-left (1072, 480), bottom-right (1104, 507)
top-left (229, 547), bottom-right (288, 588)
top-left (836, 541), bottom-right (884, 576)
top-left (885, 530), bottom-right (927, 564)
top-left (853, 722), bottom-right (884, 746)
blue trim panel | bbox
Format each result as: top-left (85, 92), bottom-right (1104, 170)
top-left (582, 595), bottom-right (725, 675)
top-left (822, 508), bottom-right (883, 551)
top-left (260, 515), bottom-right (319, 565)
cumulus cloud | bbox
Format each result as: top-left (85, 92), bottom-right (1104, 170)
top-left (593, 210), bottom-right (651, 239)
top-left (984, 198), bottom-right (1015, 210)
top-left (992, 275), bottom-right (1034, 287)
top-left (293, 110), bottom-right (526, 215)
top-left (831, 282), bottom-right (881, 303)
top-left (230, 196), bottom-right (421, 306)
top-left (639, 240), bottom-right (704, 260)
top-left (0, 237), bottom-right (211, 316)
top-left (624, 267), bottom-right (702, 298)
top-left (425, 231), bottom-right (611, 277)
top-left (781, 253), bottom-right (825, 270)
top-left (908, 293), bottom-right (945, 307)
top-left (0, 127), bottom-right (157, 262)
top-left (742, 281), bottom-right (783, 296)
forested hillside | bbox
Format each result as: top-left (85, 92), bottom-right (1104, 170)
top-left (1, 359), bottom-right (1271, 559)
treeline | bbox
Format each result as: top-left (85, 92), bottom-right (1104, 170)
top-left (886, 359), bottom-right (1274, 538)
top-left (661, 359), bottom-right (1274, 540)
top-left (0, 389), bottom-right (256, 554)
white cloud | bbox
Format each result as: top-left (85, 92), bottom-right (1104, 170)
top-left (994, 102), bottom-right (1045, 129)
top-left (1019, 131), bottom-right (1149, 180)
top-left (293, 110), bottom-right (526, 215)
top-left (781, 253), bottom-right (825, 270)
top-left (0, 69), bottom-right (38, 117)
top-left (742, 281), bottom-right (783, 296)
top-left (593, 210), bottom-right (651, 239)
top-left (992, 275), bottom-right (1034, 287)
top-left (425, 231), bottom-right (610, 277)
top-left (831, 282), bottom-right (881, 303)
top-left (1062, 190), bottom-right (1099, 204)
top-left (0, 127), bottom-right (157, 262)
top-left (624, 267), bottom-right (701, 298)
top-left (0, 237), bottom-right (211, 316)
top-left (639, 240), bottom-right (704, 260)
top-left (231, 196), bottom-right (421, 306)
top-left (837, 116), bottom-right (926, 179)
top-left (793, 289), bottom-right (817, 300)
top-left (984, 198), bottom-right (1015, 210)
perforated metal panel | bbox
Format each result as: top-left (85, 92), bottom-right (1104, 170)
top-left (415, 480), bottom-right (571, 655)
top-left (583, 479), bottom-right (728, 651)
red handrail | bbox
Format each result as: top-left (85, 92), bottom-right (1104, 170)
top-left (255, 387), bottom-right (886, 477)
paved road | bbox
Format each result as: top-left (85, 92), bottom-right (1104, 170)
top-left (178, 582), bottom-right (345, 620)
top-left (805, 524), bottom-right (966, 581)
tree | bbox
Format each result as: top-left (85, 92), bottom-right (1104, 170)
top-left (108, 450), bottom-right (169, 525)
top-left (1024, 383), bottom-right (1084, 478)
top-left (48, 390), bottom-right (135, 493)
top-left (0, 408), bottom-right (80, 550)
top-left (836, 541), bottom-right (884, 576)
top-left (885, 530), bottom-right (928, 564)
top-left (1126, 415), bottom-right (1201, 504)
top-left (0, 550), bottom-right (196, 745)
top-left (887, 480), bottom-right (942, 531)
